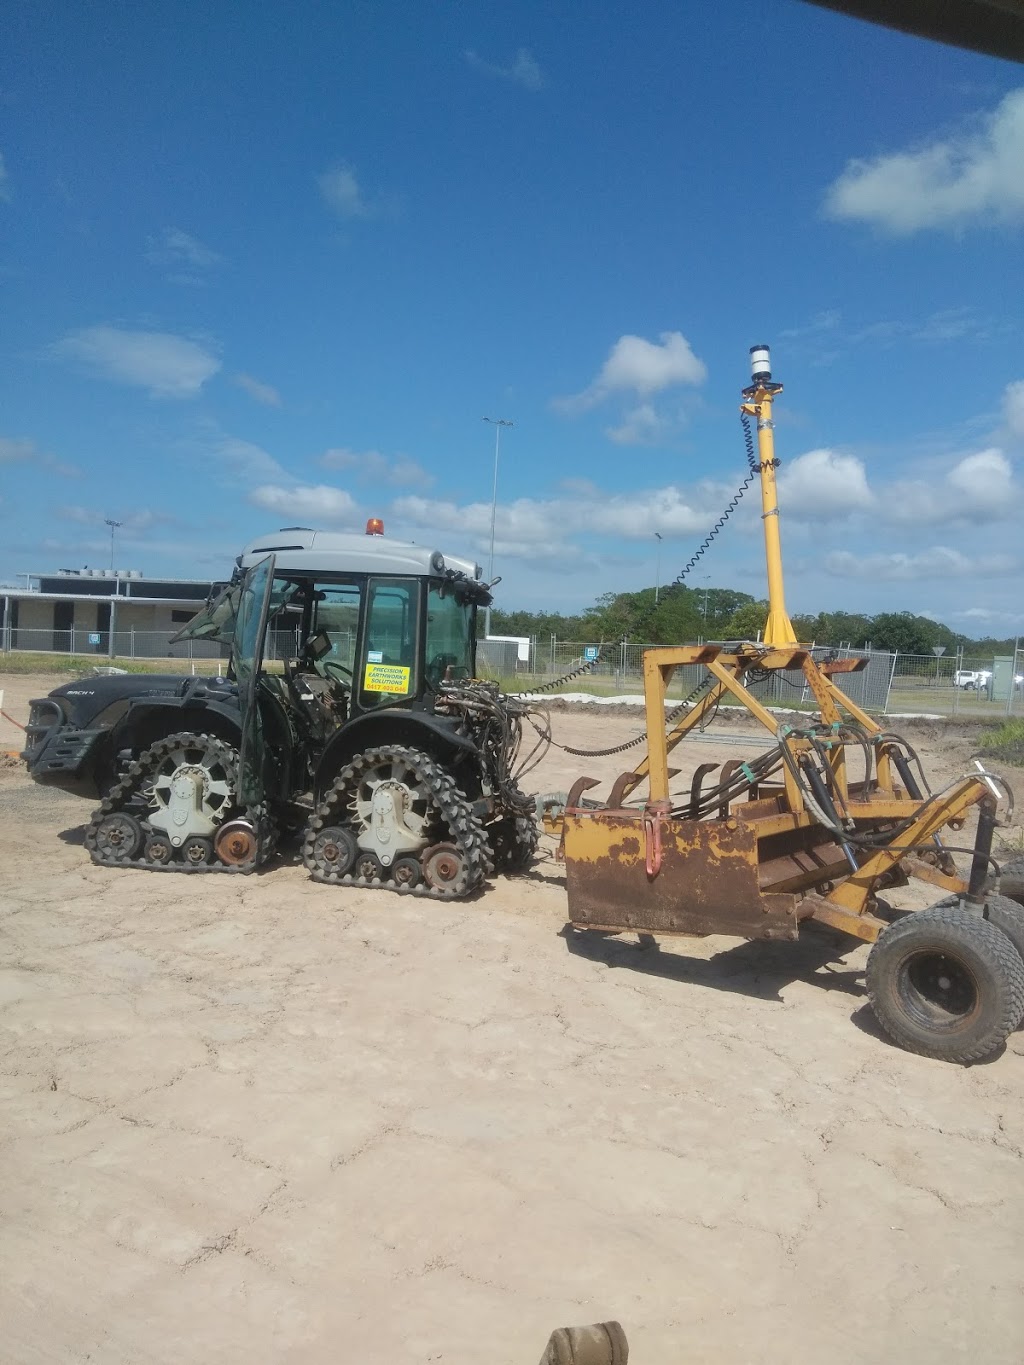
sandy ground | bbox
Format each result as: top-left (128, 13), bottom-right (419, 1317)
top-left (1, 671), bottom-right (1023, 1365)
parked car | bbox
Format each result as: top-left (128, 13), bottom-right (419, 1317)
top-left (954, 669), bottom-right (992, 690)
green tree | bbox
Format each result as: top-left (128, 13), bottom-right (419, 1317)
top-left (724, 600), bottom-right (769, 640)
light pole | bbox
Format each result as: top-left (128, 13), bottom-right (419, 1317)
top-left (104, 518), bottom-right (122, 571)
top-left (482, 417), bottom-right (512, 637)
top-left (654, 533), bottom-right (663, 604)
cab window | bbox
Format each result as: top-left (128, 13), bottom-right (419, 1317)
top-left (311, 583), bottom-right (362, 679)
top-left (426, 586), bottom-right (475, 684)
top-left (359, 578), bottom-right (419, 707)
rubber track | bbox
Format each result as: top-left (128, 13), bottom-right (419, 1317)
top-left (302, 744), bottom-right (492, 900)
top-left (84, 731), bottom-right (272, 875)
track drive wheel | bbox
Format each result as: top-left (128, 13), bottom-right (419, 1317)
top-left (866, 904), bottom-right (1024, 1063)
top-left (302, 744), bottom-right (489, 899)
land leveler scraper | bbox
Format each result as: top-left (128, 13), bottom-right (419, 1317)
top-left (549, 347), bottom-right (1024, 1064)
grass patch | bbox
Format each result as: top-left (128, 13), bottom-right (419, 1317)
top-left (0, 651), bottom-right (226, 677)
top-left (979, 718), bottom-right (1024, 767)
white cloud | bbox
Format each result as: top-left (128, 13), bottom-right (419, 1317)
top-left (233, 373), bottom-right (282, 407)
top-left (0, 434), bottom-right (79, 477)
top-left (54, 325), bottom-right (221, 398)
top-left (824, 87), bottom-right (1024, 233)
top-left (0, 151), bottom-right (10, 203)
top-left (0, 436), bottom-right (36, 463)
top-left (320, 446), bottom-right (432, 488)
top-left (883, 447), bottom-right (1018, 524)
top-left (556, 331), bottom-right (707, 414)
top-left (606, 403), bottom-right (667, 446)
top-left (464, 47), bottom-right (544, 91)
top-left (248, 483), bottom-right (358, 525)
top-left (824, 546), bottom-right (1017, 581)
top-left (777, 448), bottom-right (874, 519)
top-left (215, 433), bottom-right (287, 481)
top-left (392, 481), bottom-right (730, 563)
top-left (946, 447), bottom-right (1014, 508)
top-left (318, 164), bottom-right (385, 220)
top-left (145, 227), bottom-right (221, 269)
top-left (1004, 379), bottom-right (1024, 439)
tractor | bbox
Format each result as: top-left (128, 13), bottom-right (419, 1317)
top-left (22, 523), bottom-right (539, 897)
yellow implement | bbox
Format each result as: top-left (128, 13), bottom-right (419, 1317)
top-left (548, 347), bottom-right (1023, 1064)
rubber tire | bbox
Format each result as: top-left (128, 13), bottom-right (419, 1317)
top-left (866, 904), bottom-right (1024, 1063)
top-left (990, 855), bottom-right (1024, 911)
top-left (934, 892), bottom-right (1024, 965)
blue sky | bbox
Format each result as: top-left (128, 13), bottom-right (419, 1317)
top-left (2, 1), bottom-right (1023, 635)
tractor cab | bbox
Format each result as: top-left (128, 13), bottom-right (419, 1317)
top-left (173, 523), bottom-right (496, 810)
top-left (175, 521), bottom-right (488, 716)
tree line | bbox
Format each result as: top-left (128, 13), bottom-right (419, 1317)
top-left (486, 584), bottom-right (1019, 656)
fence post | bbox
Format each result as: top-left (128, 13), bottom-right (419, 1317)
top-left (884, 651), bottom-right (896, 713)
top-left (1007, 637), bottom-right (1019, 717)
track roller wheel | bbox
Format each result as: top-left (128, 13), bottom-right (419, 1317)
top-left (354, 851), bottom-right (384, 882)
top-left (182, 836), bottom-right (214, 867)
top-left (144, 834), bottom-right (173, 865)
top-left (866, 903), bottom-right (1024, 1063)
top-left (92, 812), bottom-right (143, 863)
top-left (392, 855), bottom-right (423, 891)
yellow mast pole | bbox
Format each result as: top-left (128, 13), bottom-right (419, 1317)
top-left (741, 345), bottom-right (796, 646)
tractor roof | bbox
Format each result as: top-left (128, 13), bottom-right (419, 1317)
top-left (238, 527), bottom-right (483, 582)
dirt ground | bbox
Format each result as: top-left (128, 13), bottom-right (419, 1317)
top-left (1, 672), bottom-right (1023, 1364)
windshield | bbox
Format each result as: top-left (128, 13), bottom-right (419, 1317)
top-left (169, 582), bottom-right (237, 645)
top-left (426, 585), bottom-right (474, 684)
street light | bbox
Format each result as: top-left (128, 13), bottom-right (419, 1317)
top-left (654, 532), bottom-right (663, 604)
top-left (482, 417), bottom-right (513, 637)
top-left (104, 518), bottom-right (123, 571)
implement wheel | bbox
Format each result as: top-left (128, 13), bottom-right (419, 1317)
top-left (867, 905), bottom-right (1024, 1063)
top-left (934, 892), bottom-right (1024, 965)
top-left (987, 856), bottom-right (1024, 911)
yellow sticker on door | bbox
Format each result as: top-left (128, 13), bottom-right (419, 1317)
top-left (363, 662), bottom-right (412, 694)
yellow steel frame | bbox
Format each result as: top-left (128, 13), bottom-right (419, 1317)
top-left (554, 355), bottom-right (995, 946)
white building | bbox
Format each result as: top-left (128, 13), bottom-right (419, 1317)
top-left (0, 567), bottom-right (223, 658)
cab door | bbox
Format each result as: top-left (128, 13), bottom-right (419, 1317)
top-left (235, 555), bottom-right (276, 807)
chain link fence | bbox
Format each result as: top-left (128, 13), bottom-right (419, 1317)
top-left (889, 647), bottom-right (1024, 718)
top-left (6, 620), bottom-right (1021, 721)
top-left (478, 637), bottom-right (897, 711)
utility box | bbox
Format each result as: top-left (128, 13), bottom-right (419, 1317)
top-left (991, 655), bottom-right (1014, 701)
